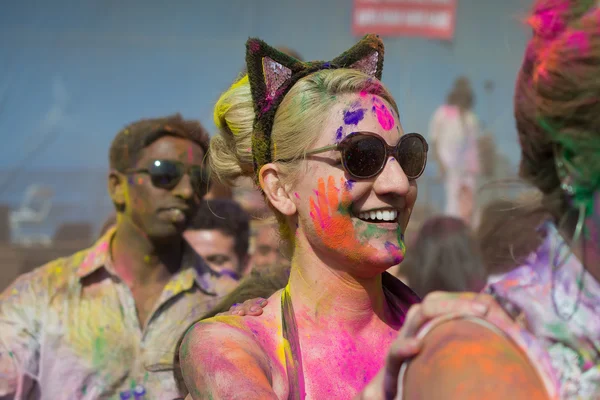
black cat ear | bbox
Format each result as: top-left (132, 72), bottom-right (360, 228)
top-left (245, 38), bottom-right (305, 117)
top-left (332, 34), bottom-right (384, 80)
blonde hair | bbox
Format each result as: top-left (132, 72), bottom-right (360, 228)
top-left (210, 68), bottom-right (398, 242)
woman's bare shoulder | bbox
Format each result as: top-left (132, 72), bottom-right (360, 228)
top-left (179, 313), bottom-right (283, 400)
top-left (403, 318), bottom-right (549, 400)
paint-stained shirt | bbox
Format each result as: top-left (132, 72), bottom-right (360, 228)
top-left (485, 221), bottom-right (600, 399)
top-left (0, 227), bottom-right (238, 400)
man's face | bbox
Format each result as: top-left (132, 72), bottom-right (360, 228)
top-left (252, 225), bottom-right (288, 270)
top-left (184, 229), bottom-right (245, 278)
top-left (111, 136), bottom-right (205, 240)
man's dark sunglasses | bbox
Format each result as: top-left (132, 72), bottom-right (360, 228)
top-left (304, 132), bottom-right (428, 180)
top-left (123, 159), bottom-right (211, 195)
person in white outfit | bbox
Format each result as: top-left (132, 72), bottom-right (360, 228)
top-left (429, 77), bottom-right (481, 224)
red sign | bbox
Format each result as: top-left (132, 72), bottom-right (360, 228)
top-left (352, 0), bottom-right (457, 40)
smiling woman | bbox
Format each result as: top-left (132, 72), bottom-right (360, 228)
top-left (177, 35), bottom-right (426, 399)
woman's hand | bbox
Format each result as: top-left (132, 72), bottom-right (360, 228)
top-left (356, 291), bottom-right (516, 400)
top-left (216, 298), bottom-right (269, 317)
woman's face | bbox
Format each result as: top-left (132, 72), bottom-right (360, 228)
top-left (292, 93), bottom-right (418, 276)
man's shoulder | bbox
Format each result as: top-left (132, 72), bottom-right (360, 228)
top-left (0, 245), bottom-right (97, 301)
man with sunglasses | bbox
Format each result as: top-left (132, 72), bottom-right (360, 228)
top-left (0, 114), bottom-right (237, 399)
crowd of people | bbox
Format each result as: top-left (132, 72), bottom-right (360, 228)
top-left (1, 0), bottom-right (599, 398)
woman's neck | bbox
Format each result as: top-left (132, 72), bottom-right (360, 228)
top-left (287, 237), bottom-right (398, 332)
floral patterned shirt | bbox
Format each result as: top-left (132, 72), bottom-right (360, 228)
top-left (486, 221), bottom-right (600, 399)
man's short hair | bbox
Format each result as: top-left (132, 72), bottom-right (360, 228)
top-left (189, 199), bottom-right (251, 261)
top-left (109, 113), bottom-right (210, 172)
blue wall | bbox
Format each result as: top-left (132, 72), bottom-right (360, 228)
top-left (0, 0), bottom-right (533, 233)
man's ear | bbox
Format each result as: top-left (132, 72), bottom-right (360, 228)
top-left (108, 171), bottom-right (128, 211)
top-left (259, 163), bottom-right (296, 217)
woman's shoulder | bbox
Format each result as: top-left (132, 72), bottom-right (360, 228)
top-left (186, 288), bottom-right (285, 346)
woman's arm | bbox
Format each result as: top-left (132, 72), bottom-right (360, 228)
top-left (180, 319), bottom-right (280, 400)
top-left (403, 319), bottom-right (549, 399)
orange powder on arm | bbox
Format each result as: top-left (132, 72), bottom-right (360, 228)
top-left (403, 320), bottom-right (550, 400)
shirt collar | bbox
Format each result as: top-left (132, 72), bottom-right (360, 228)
top-left (76, 226), bottom-right (221, 295)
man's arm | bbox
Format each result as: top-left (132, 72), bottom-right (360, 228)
top-left (403, 319), bottom-right (549, 399)
top-left (0, 274), bottom-right (43, 398)
top-left (180, 318), bottom-right (280, 400)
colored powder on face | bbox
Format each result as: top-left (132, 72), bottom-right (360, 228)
top-left (137, 177), bottom-right (144, 185)
top-left (359, 91), bottom-right (368, 98)
top-left (335, 126), bottom-right (344, 142)
top-left (372, 98), bottom-right (395, 131)
top-left (309, 176), bottom-right (375, 260)
top-left (294, 192), bottom-right (300, 199)
top-left (384, 241), bottom-right (405, 264)
top-left (344, 179), bottom-right (356, 191)
top-left (127, 176), bottom-right (135, 185)
top-left (343, 108), bottom-right (366, 125)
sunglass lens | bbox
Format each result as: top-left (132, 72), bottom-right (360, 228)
top-left (149, 160), bottom-right (182, 189)
top-left (344, 135), bottom-right (386, 178)
top-left (397, 136), bottom-right (425, 179)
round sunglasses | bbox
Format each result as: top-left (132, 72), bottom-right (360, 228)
top-left (123, 160), bottom-right (212, 195)
top-left (305, 132), bottom-right (428, 180)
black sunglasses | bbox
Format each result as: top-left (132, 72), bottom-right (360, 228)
top-left (123, 160), bottom-right (211, 195)
top-left (304, 132), bottom-right (428, 180)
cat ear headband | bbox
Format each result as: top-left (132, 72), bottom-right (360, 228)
top-left (245, 34), bottom-right (385, 178)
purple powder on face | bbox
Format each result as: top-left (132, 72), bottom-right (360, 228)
top-left (335, 126), bottom-right (344, 142)
top-left (343, 108), bottom-right (366, 125)
top-left (344, 179), bottom-right (356, 190)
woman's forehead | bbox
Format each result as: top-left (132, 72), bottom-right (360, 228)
top-left (317, 94), bottom-right (403, 146)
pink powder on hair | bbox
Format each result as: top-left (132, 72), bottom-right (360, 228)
top-left (567, 31), bottom-right (590, 53)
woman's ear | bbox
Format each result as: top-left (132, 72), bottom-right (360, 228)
top-left (259, 163), bottom-right (297, 216)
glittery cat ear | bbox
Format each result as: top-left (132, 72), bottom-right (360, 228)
top-left (246, 38), bottom-right (305, 116)
top-left (332, 34), bottom-right (384, 80)
top-left (262, 57), bottom-right (292, 100)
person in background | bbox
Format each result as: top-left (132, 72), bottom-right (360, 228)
top-left (399, 215), bottom-right (487, 297)
top-left (250, 220), bottom-right (290, 272)
top-left (184, 199), bottom-right (251, 280)
top-left (429, 76), bottom-right (481, 225)
top-left (0, 114), bottom-right (237, 399)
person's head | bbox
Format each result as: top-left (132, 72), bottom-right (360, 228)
top-left (184, 199), bottom-right (251, 278)
top-left (401, 216), bottom-right (486, 297)
top-left (251, 222), bottom-right (288, 270)
top-left (210, 36), bottom-right (428, 277)
top-left (108, 114), bottom-right (211, 241)
top-left (446, 76), bottom-right (474, 111)
top-left (477, 197), bottom-right (550, 277)
top-left (515, 0), bottom-right (600, 227)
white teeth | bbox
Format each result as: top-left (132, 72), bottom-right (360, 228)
top-left (357, 209), bottom-right (399, 222)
